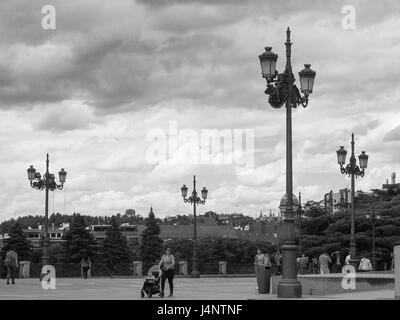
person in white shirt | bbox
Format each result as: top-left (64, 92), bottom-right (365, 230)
top-left (359, 256), bottom-right (373, 272)
top-left (345, 254), bottom-right (351, 265)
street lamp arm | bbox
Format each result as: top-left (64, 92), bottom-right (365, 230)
top-left (340, 163), bottom-right (365, 178)
top-left (183, 195), bottom-right (206, 205)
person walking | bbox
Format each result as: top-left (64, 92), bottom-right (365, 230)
top-left (274, 250), bottom-right (282, 276)
top-left (254, 249), bottom-right (271, 290)
top-left (298, 254), bottom-right (309, 275)
top-left (319, 250), bottom-right (332, 274)
top-left (106, 257), bottom-right (116, 278)
top-left (358, 256), bottom-right (373, 272)
top-left (330, 251), bottom-right (342, 273)
top-left (5, 246), bottom-right (18, 285)
top-left (390, 252), bottom-right (394, 271)
top-left (159, 248), bottom-right (175, 297)
top-left (309, 256), bottom-right (319, 274)
top-left (80, 256), bottom-right (91, 279)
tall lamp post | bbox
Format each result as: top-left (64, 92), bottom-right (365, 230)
top-left (27, 154), bottom-right (67, 266)
top-left (336, 133), bottom-right (369, 269)
top-left (259, 27), bottom-right (316, 298)
top-left (366, 201), bottom-right (380, 271)
top-left (181, 175), bottom-right (208, 278)
top-left (297, 192), bottom-right (303, 254)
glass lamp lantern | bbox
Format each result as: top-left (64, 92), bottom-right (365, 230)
top-left (59, 168), bottom-right (67, 184)
top-left (358, 151), bottom-right (369, 169)
top-left (336, 146), bottom-right (347, 165)
top-left (259, 47), bottom-right (278, 79)
top-left (298, 64), bottom-right (316, 94)
top-left (27, 165), bottom-right (36, 181)
top-left (201, 187), bottom-right (208, 200)
top-left (181, 184), bottom-right (188, 198)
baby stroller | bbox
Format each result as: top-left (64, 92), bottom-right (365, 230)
top-left (140, 266), bottom-right (161, 298)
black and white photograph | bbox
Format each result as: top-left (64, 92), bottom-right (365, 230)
top-left (0, 0), bottom-right (399, 309)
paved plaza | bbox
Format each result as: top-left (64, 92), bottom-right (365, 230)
top-left (0, 277), bottom-right (395, 300)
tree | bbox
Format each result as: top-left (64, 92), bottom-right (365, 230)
top-left (61, 214), bottom-right (97, 262)
top-left (102, 216), bottom-right (131, 264)
top-left (1, 222), bottom-right (32, 261)
top-left (139, 207), bottom-right (163, 265)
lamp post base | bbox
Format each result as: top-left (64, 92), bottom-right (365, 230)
top-left (277, 279), bottom-right (302, 298)
top-left (190, 270), bottom-right (200, 278)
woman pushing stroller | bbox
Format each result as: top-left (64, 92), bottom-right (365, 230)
top-left (159, 247), bottom-right (175, 298)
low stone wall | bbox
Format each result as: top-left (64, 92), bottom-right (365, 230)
top-left (271, 273), bottom-right (394, 296)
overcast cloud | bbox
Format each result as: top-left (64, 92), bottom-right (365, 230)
top-left (0, 0), bottom-right (399, 221)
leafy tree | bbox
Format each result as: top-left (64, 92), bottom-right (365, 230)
top-left (1, 222), bottom-right (32, 260)
top-left (139, 208), bottom-right (163, 265)
top-left (102, 216), bottom-right (131, 264)
top-left (61, 214), bottom-right (97, 262)
top-left (304, 200), bottom-right (326, 218)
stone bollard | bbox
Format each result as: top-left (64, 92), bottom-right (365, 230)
top-left (19, 261), bottom-right (31, 278)
top-left (395, 246), bottom-right (400, 300)
top-left (133, 261), bottom-right (143, 277)
top-left (179, 261), bottom-right (188, 276)
top-left (219, 261), bottom-right (227, 275)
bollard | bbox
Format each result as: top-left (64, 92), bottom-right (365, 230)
top-left (219, 261), bottom-right (227, 275)
top-left (133, 261), bottom-right (143, 277)
top-left (395, 246), bottom-right (400, 300)
top-left (19, 261), bottom-right (31, 279)
top-left (179, 261), bottom-right (188, 276)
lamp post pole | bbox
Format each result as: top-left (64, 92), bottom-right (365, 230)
top-left (27, 154), bottom-right (67, 267)
top-left (181, 176), bottom-right (208, 278)
top-left (43, 155), bottom-right (50, 265)
top-left (336, 133), bottom-right (369, 270)
top-left (298, 192), bottom-right (302, 254)
top-left (367, 201), bottom-right (380, 271)
top-left (259, 27), bottom-right (316, 298)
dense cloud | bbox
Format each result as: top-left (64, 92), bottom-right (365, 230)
top-left (0, 0), bottom-right (399, 220)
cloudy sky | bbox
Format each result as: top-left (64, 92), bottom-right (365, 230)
top-left (0, 0), bottom-right (399, 221)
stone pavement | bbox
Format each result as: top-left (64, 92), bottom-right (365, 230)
top-left (0, 277), bottom-right (394, 300)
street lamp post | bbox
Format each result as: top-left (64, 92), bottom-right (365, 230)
top-left (297, 192), bottom-right (302, 254)
top-left (27, 153), bottom-right (67, 266)
top-left (336, 133), bottom-right (369, 269)
top-left (366, 201), bottom-right (381, 271)
top-left (181, 175), bottom-right (208, 278)
top-left (259, 27), bottom-right (316, 298)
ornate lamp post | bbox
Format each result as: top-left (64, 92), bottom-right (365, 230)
top-left (336, 133), bottom-right (368, 269)
top-left (366, 201), bottom-right (380, 271)
top-left (181, 175), bottom-right (208, 278)
top-left (27, 154), bottom-right (67, 266)
top-left (259, 27), bottom-right (316, 298)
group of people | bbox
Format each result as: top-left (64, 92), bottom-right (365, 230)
top-left (254, 248), bottom-right (395, 277)
top-left (254, 249), bottom-right (282, 276)
top-left (298, 251), bottom-right (380, 275)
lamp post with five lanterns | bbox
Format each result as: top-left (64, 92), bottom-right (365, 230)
top-left (27, 154), bottom-right (67, 266)
top-left (258, 27), bottom-right (316, 298)
top-left (181, 175), bottom-right (208, 278)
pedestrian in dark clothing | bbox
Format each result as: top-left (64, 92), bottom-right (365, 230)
top-left (5, 247), bottom-right (18, 285)
top-left (80, 256), bottom-right (91, 279)
top-left (275, 250), bottom-right (282, 275)
top-left (159, 248), bottom-right (175, 297)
